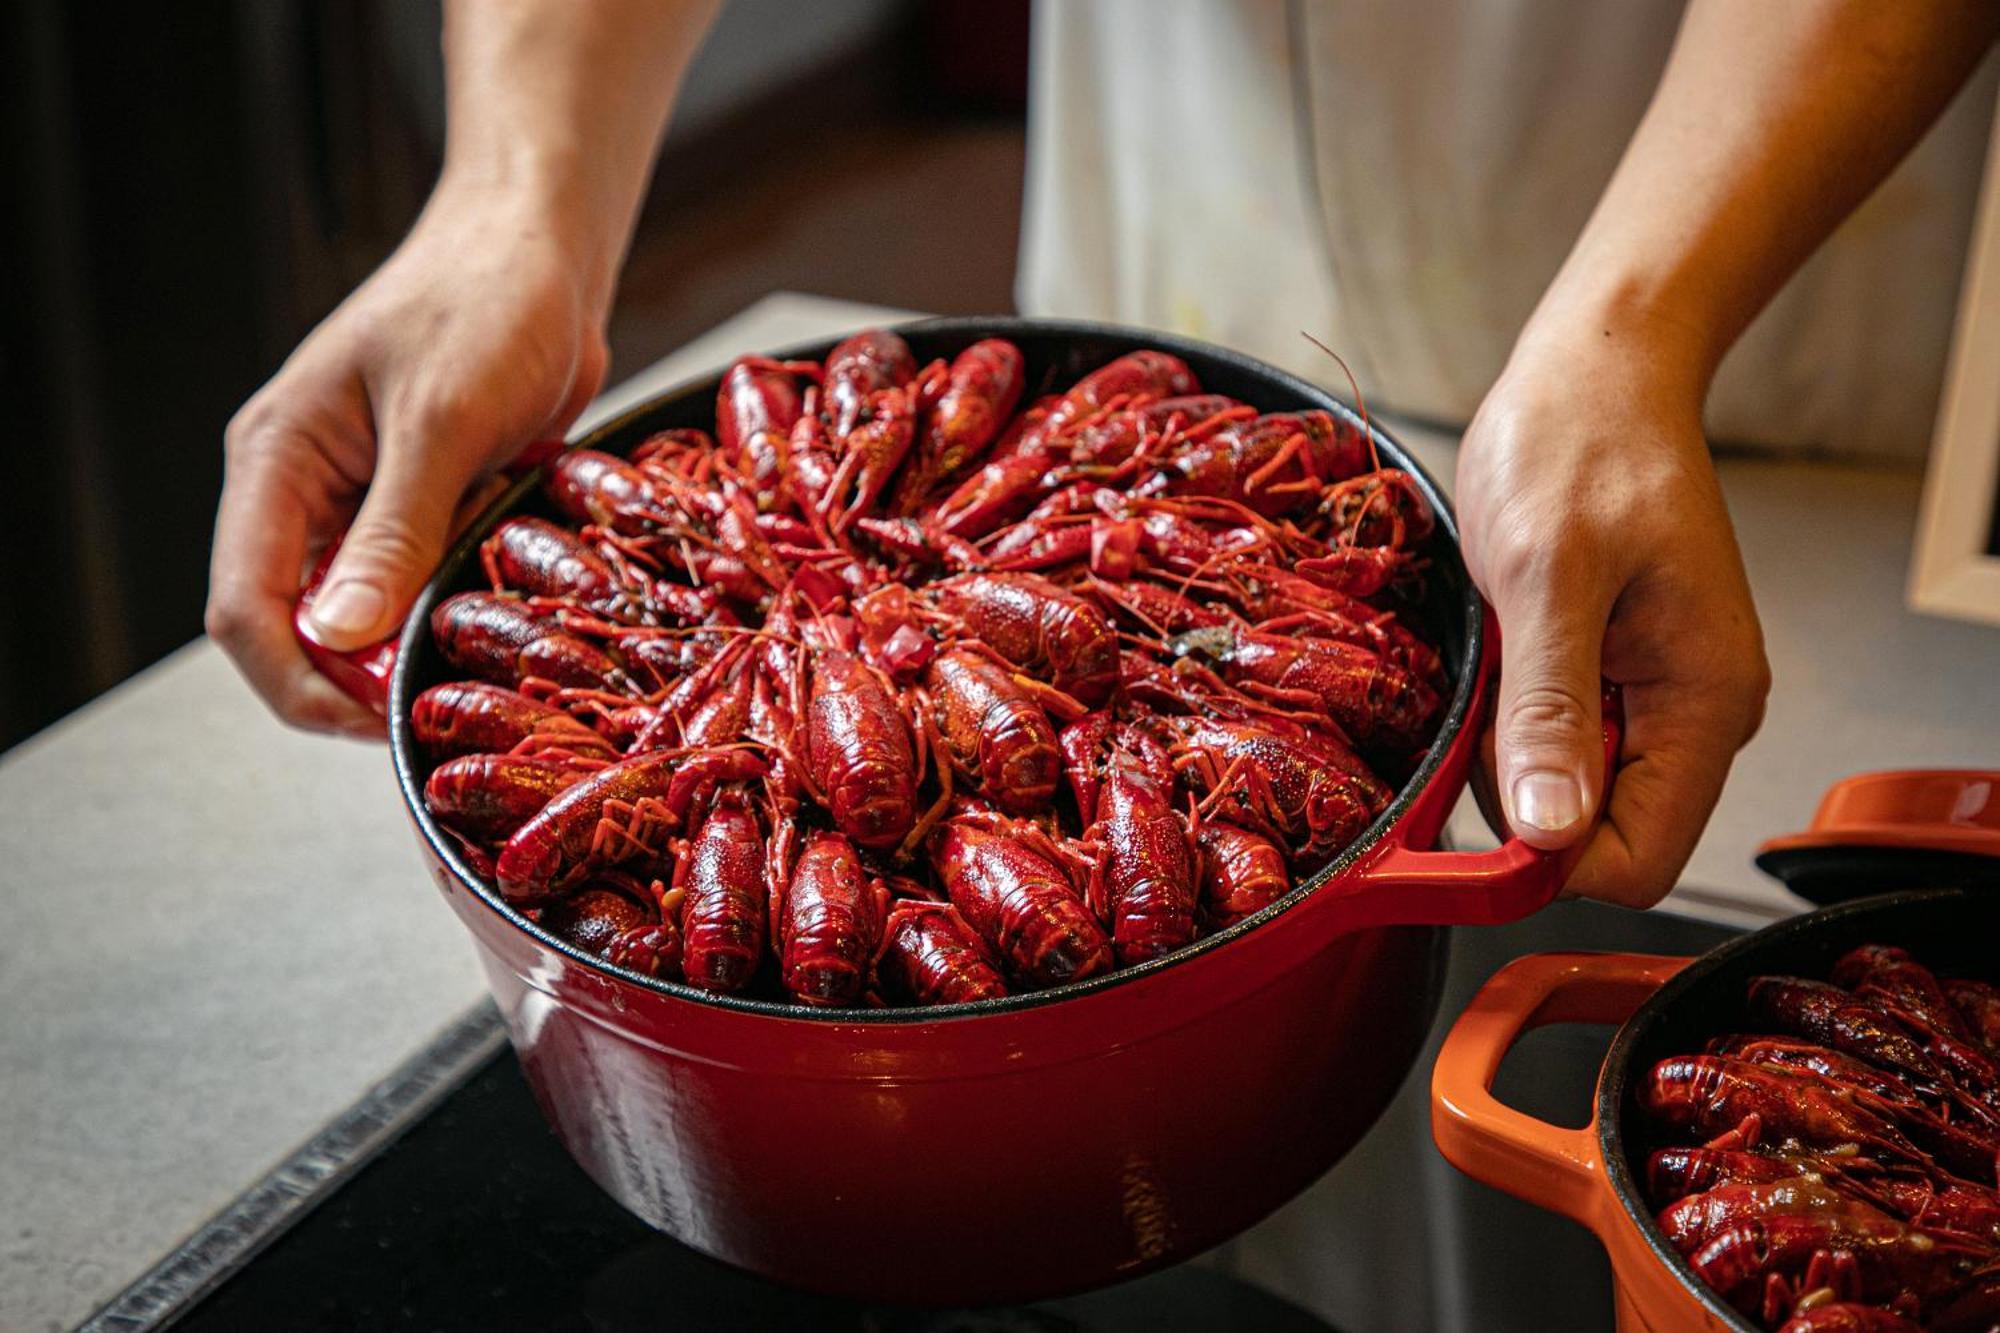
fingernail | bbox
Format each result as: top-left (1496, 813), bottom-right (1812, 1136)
top-left (1512, 770), bottom-right (1583, 832)
top-left (308, 579), bottom-right (387, 640)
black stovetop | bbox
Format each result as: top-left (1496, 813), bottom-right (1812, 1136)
top-left (169, 1047), bottom-right (1335, 1333)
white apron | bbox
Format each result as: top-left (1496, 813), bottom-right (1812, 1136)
top-left (1017, 0), bottom-right (1997, 459)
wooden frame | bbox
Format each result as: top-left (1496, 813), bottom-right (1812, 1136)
top-left (1910, 86), bottom-right (2000, 627)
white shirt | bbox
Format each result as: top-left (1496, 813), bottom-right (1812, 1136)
top-left (1017, 0), bottom-right (1997, 459)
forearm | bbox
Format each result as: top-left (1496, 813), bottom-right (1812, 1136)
top-left (1521, 0), bottom-right (1999, 392)
top-left (437, 0), bottom-right (721, 315)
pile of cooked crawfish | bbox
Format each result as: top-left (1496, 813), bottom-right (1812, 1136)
top-left (1641, 944), bottom-right (2000, 1331)
top-left (411, 330), bottom-right (1446, 1008)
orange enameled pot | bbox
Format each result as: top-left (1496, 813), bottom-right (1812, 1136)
top-left (1432, 878), bottom-right (2000, 1331)
top-left (330, 317), bottom-right (1613, 1303)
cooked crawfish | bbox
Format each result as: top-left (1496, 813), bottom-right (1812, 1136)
top-left (890, 337), bottom-right (1023, 513)
top-left (930, 803), bottom-right (1112, 989)
top-left (431, 592), bottom-right (628, 693)
top-left (922, 572), bottom-right (1120, 707)
top-left (540, 878), bottom-right (658, 956)
top-left (823, 328), bottom-right (917, 438)
top-left (424, 753), bottom-right (590, 845)
top-left (1168, 621), bottom-right (1440, 753)
top-left (804, 645), bottom-right (919, 852)
top-left (1195, 821), bottom-right (1291, 928)
top-left (411, 681), bottom-right (617, 761)
top-left (923, 644), bottom-right (1070, 815)
top-left (716, 356), bottom-right (815, 495)
top-left (495, 747), bottom-right (765, 903)
top-left (676, 787), bottom-right (769, 993)
top-left (1060, 716), bottom-right (1197, 967)
top-left (1640, 943), bottom-right (2000, 1331)
top-left (877, 900), bottom-right (1007, 1005)
top-left (1154, 715), bottom-right (1392, 863)
top-left (778, 829), bottom-right (890, 1006)
top-left (1780, 1306), bottom-right (1923, 1333)
top-left (1947, 979), bottom-right (2000, 1055)
top-left (415, 331), bottom-right (1446, 1008)
top-left (1139, 410), bottom-right (1370, 517)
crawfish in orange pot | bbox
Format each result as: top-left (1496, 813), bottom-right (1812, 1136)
top-left (1640, 1056), bottom-right (1935, 1170)
top-left (1947, 978), bottom-right (2000, 1054)
top-left (1690, 1205), bottom-right (1985, 1324)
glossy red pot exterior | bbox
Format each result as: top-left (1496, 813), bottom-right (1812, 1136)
top-left (381, 318), bottom-right (1581, 1303)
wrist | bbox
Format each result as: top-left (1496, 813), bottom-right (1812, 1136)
top-left (1508, 255), bottom-right (1723, 410)
top-left (425, 161), bottom-right (622, 322)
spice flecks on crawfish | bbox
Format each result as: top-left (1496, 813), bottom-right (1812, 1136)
top-left (415, 330), bottom-right (1445, 1007)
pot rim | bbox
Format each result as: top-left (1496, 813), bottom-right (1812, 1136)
top-left (387, 315), bottom-right (1483, 1024)
top-left (1593, 884), bottom-right (1981, 1331)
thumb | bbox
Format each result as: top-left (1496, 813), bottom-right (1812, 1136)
top-left (305, 422), bottom-right (473, 650)
top-left (1491, 579), bottom-right (1610, 850)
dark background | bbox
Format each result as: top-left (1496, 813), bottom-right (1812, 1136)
top-left (1, 0), bottom-right (1030, 750)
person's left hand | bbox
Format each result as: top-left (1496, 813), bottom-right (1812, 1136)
top-left (1453, 323), bottom-right (1771, 907)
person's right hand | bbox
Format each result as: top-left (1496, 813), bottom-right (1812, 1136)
top-left (206, 182), bottom-right (609, 735)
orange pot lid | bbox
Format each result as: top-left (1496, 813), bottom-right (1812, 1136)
top-left (1756, 770), bottom-right (2000, 903)
top-left (1758, 770), bottom-right (2000, 859)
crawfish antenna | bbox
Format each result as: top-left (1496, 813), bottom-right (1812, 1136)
top-left (1300, 332), bottom-right (1378, 472)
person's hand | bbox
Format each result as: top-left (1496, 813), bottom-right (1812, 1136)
top-left (1455, 324), bottom-right (1770, 907)
top-left (206, 182), bottom-right (610, 735)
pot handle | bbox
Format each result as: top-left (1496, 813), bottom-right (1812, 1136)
top-left (1430, 950), bottom-right (1689, 1224)
top-left (293, 539), bottom-right (399, 717)
top-left (1339, 607), bottom-right (1623, 928)
top-left (289, 438), bottom-right (570, 717)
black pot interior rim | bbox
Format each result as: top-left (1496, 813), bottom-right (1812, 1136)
top-left (1594, 885), bottom-right (1980, 1332)
top-left (387, 314), bottom-right (1480, 1025)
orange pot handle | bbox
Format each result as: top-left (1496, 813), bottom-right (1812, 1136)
top-left (1430, 951), bottom-right (1689, 1225)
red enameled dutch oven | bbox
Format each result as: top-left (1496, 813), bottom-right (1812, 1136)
top-left (1432, 772), bottom-right (2000, 1331)
top-left (309, 317), bottom-right (1608, 1304)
